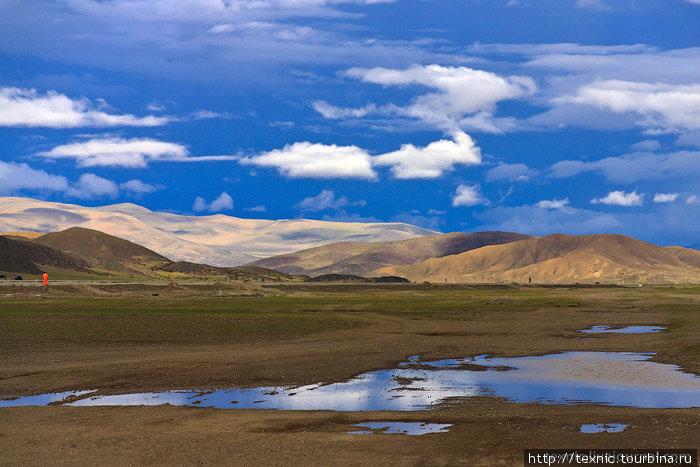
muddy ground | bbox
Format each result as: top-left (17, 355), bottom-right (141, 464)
top-left (1, 282), bottom-right (699, 465)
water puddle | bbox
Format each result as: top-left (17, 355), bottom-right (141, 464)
top-left (579, 325), bottom-right (665, 334)
top-left (347, 422), bottom-right (452, 435)
top-left (0, 390), bottom-right (96, 406)
top-left (3, 352), bottom-right (700, 411)
top-left (580, 423), bottom-right (628, 433)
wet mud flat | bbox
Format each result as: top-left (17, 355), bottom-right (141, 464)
top-left (1, 284), bottom-right (700, 464)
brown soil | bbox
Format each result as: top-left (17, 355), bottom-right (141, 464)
top-left (1, 284), bottom-right (699, 465)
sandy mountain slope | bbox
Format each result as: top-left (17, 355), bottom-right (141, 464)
top-left (249, 231), bottom-right (532, 277)
top-left (0, 197), bottom-right (435, 266)
top-left (374, 233), bottom-right (700, 284)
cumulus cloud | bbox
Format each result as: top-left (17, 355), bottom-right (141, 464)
top-left (591, 190), bottom-right (643, 207)
top-left (653, 193), bottom-right (679, 203)
top-left (536, 198), bottom-right (570, 209)
top-left (65, 173), bottom-right (119, 199)
top-left (193, 192), bottom-right (234, 212)
top-left (342, 65), bottom-right (536, 129)
top-left (293, 190), bottom-right (365, 212)
top-left (0, 160), bottom-right (134, 199)
top-left (0, 87), bottom-right (169, 128)
top-left (373, 131), bottom-right (481, 179)
top-left (452, 184), bottom-right (488, 207)
top-left (119, 179), bottom-right (164, 195)
top-left (485, 163), bottom-right (537, 182)
top-left (40, 137), bottom-right (237, 168)
top-left (553, 80), bottom-right (700, 132)
top-left (0, 161), bottom-right (69, 194)
top-left (239, 142), bottom-right (377, 179)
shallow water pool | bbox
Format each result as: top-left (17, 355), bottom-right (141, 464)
top-left (3, 352), bottom-right (700, 411)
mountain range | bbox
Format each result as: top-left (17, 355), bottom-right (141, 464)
top-left (2, 197), bottom-right (700, 284)
top-left (0, 197), bottom-right (434, 266)
top-left (0, 227), bottom-right (302, 281)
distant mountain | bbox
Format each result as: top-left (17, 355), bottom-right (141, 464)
top-left (375, 233), bottom-right (700, 284)
top-left (248, 231), bottom-right (532, 277)
top-left (0, 197), bottom-right (436, 266)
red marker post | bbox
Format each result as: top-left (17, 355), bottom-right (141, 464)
top-left (42, 272), bottom-right (48, 286)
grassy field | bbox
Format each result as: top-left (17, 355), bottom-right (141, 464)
top-left (1, 283), bottom-right (700, 465)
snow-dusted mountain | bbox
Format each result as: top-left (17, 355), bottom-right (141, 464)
top-left (0, 197), bottom-right (436, 266)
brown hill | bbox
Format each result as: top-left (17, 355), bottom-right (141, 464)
top-left (34, 227), bottom-right (170, 276)
top-left (374, 233), bottom-right (700, 284)
top-left (0, 235), bottom-right (90, 275)
top-left (248, 231), bottom-right (532, 277)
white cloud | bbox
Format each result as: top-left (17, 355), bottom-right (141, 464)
top-left (245, 205), bottom-right (267, 212)
top-left (575, 0), bottom-right (611, 10)
top-left (293, 189), bottom-right (365, 212)
top-left (536, 198), bottom-right (570, 209)
top-left (452, 184), bottom-right (488, 207)
top-left (0, 87), bottom-right (168, 128)
top-left (40, 137), bottom-right (237, 168)
top-left (67, 0), bottom-right (395, 22)
top-left (485, 163), bottom-right (537, 182)
top-left (65, 173), bottom-right (119, 199)
top-left (549, 150), bottom-right (700, 183)
top-left (630, 140), bottom-right (661, 152)
top-left (477, 204), bottom-right (622, 237)
top-left (343, 64), bottom-right (536, 128)
top-left (373, 131), bottom-right (481, 179)
top-left (653, 193), bottom-right (679, 203)
top-left (239, 142), bottom-right (377, 179)
top-left (120, 179), bottom-right (164, 194)
top-left (553, 80), bottom-right (700, 132)
top-left (40, 138), bottom-right (187, 168)
top-left (312, 101), bottom-right (376, 119)
top-left (687, 195), bottom-right (699, 205)
top-left (0, 160), bottom-right (123, 199)
top-left (591, 190), bottom-right (643, 207)
top-left (0, 161), bottom-right (69, 194)
top-left (193, 192), bottom-right (234, 212)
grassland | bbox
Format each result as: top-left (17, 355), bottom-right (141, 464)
top-left (1, 283), bottom-right (700, 465)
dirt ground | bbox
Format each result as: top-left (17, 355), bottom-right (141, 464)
top-left (1, 283), bottom-right (699, 465)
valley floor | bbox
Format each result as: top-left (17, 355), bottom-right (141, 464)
top-left (1, 283), bottom-right (699, 465)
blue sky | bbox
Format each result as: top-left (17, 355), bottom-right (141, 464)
top-left (1, 0), bottom-right (700, 246)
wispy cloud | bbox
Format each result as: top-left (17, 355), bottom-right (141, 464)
top-left (339, 65), bottom-right (536, 131)
top-left (293, 189), bottom-right (365, 212)
top-left (0, 88), bottom-right (168, 128)
top-left (40, 137), bottom-right (237, 168)
top-left (536, 198), bottom-right (570, 209)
